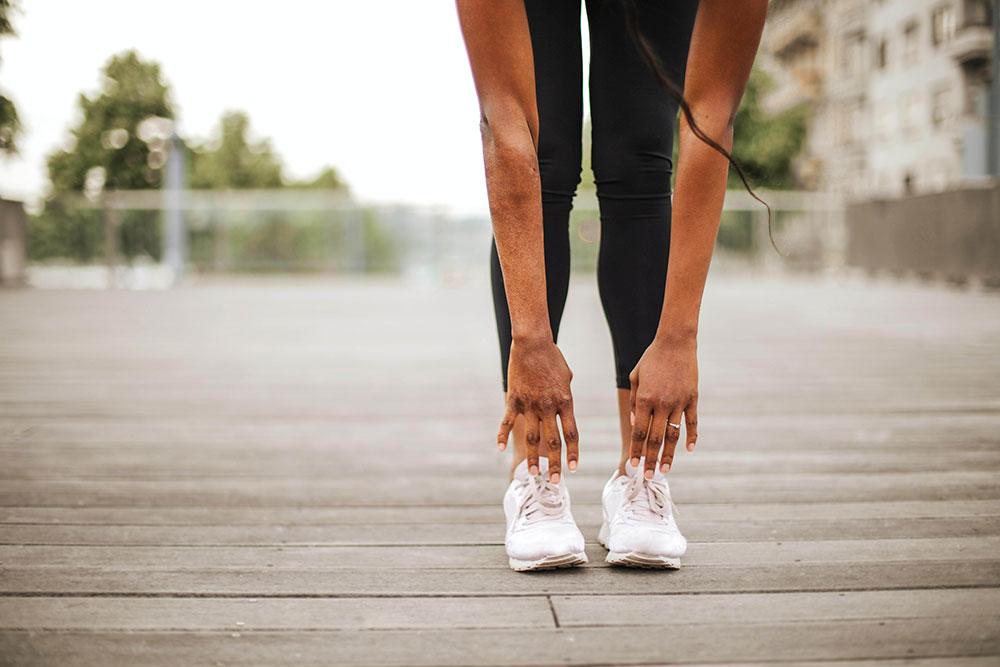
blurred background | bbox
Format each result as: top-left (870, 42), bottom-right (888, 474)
top-left (0, 0), bottom-right (996, 289)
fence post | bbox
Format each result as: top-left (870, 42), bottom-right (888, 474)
top-left (163, 131), bottom-right (187, 284)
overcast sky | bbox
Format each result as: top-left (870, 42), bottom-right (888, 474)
top-left (0, 1), bottom-right (592, 214)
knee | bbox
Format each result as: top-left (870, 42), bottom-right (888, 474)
top-left (537, 134), bottom-right (582, 202)
top-left (592, 128), bottom-right (674, 199)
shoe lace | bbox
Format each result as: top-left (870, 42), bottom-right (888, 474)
top-left (517, 474), bottom-right (567, 526)
top-left (623, 474), bottom-right (678, 522)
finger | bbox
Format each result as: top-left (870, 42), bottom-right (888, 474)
top-left (524, 411), bottom-right (541, 476)
top-left (661, 408), bottom-right (684, 473)
top-left (542, 413), bottom-right (562, 483)
top-left (685, 397), bottom-right (699, 452)
top-left (628, 371), bottom-right (638, 416)
top-left (645, 410), bottom-right (668, 480)
top-left (629, 402), bottom-right (652, 468)
top-left (497, 404), bottom-right (517, 451)
top-left (559, 408), bottom-right (579, 472)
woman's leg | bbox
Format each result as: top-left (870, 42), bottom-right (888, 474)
top-left (585, 0), bottom-right (700, 473)
top-left (491, 0), bottom-right (584, 476)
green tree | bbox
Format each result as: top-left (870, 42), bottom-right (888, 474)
top-left (46, 50), bottom-right (175, 192)
top-left (0, 0), bottom-right (22, 155)
top-left (730, 67), bottom-right (808, 190)
top-left (32, 50), bottom-right (175, 260)
top-left (189, 111), bottom-right (283, 189)
top-left (292, 165), bottom-right (349, 191)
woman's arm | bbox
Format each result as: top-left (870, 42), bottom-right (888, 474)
top-left (628, 0), bottom-right (768, 477)
top-left (456, 0), bottom-right (579, 480)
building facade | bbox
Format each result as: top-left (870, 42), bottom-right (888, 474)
top-left (763, 0), bottom-right (995, 199)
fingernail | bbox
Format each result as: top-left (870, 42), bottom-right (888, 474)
top-left (629, 412), bottom-right (635, 425)
top-left (630, 457), bottom-right (639, 467)
top-left (644, 469), bottom-right (653, 480)
top-left (550, 473), bottom-right (560, 484)
top-left (529, 465), bottom-right (539, 476)
top-left (568, 460), bottom-right (577, 471)
top-left (497, 442), bottom-right (506, 451)
top-left (660, 464), bottom-right (668, 474)
top-left (687, 443), bottom-right (695, 452)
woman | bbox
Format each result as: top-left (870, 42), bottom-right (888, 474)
top-left (456, 0), bottom-right (767, 571)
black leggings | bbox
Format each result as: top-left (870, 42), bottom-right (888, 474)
top-left (492, 0), bottom-right (699, 390)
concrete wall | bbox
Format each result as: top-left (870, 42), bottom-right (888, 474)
top-left (0, 198), bottom-right (27, 286)
top-left (846, 182), bottom-right (1000, 279)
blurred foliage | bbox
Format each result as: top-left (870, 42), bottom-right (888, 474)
top-left (292, 166), bottom-right (349, 191)
top-left (185, 209), bottom-right (398, 274)
top-left (0, 93), bottom-right (18, 156)
top-left (27, 49), bottom-right (383, 271)
top-left (30, 50), bottom-right (174, 261)
top-left (189, 111), bottom-right (283, 189)
top-left (46, 50), bottom-right (175, 192)
top-left (28, 202), bottom-right (103, 262)
top-left (0, 0), bottom-right (21, 155)
top-left (731, 68), bottom-right (808, 190)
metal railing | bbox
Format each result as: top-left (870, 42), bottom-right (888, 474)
top-left (28, 187), bottom-right (846, 288)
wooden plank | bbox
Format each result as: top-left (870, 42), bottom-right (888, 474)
top-left (4, 515), bottom-right (998, 545)
top-left (2, 589), bottom-right (994, 631)
top-left (678, 661), bottom-right (1000, 667)
top-left (4, 448), bottom-right (1000, 477)
top-left (4, 500), bottom-right (998, 526)
top-left (0, 617), bottom-right (997, 666)
top-left (3, 413), bottom-right (997, 451)
top-left (1, 470), bottom-right (996, 507)
top-left (3, 538), bottom-right (998, 570)
top-left (552, 588), bottom-right (1000, 626)
top-left (3, 561), bottom-right (998, 596)
top-left (0, 596), bottom-right (554, 631)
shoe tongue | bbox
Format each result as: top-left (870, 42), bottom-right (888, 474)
top-left (513, 458), bottom-right (548, 481)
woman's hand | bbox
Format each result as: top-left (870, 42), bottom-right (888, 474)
top-left (628, 334), bottom-right (699, 478)
top-left (498, 335), bottom-right (579, 483)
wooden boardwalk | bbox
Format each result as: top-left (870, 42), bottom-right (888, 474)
top-left (1, 274), bottom-right (998, 666)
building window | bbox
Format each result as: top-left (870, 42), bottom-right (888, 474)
top-left (931, 4), bottom-right (956, 46)
top-left (963, 0), bottom-right (992, 27)
top-left (931, 86), bottom-right (951, 127)
top-left (875, 36), bottom-right (889, 69)
top-left (903, 20), bottom-right (920, 65)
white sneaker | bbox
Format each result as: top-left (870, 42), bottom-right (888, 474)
top-left (598, 465), bottom-right (686, 569)
top-left (503, 459), bottom-right (587, 572)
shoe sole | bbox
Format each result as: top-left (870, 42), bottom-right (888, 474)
top-left (598, 523), bottom-right (682, 570)
top-left (605, 550), bottom-right (681, 569)
top-left (508, 551), bottom-right (588, 572)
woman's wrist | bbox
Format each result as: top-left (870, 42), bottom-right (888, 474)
top-left (511, 328), bottom-right (552, 347)
top-left (654, 324), bottom-right (698, 347)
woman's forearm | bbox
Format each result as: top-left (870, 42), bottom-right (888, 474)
top-left (456, 0), bottom-right (550, 342)
top-left (656, 116), bottom-right (731, 343)
top-left (480, 115), bottom-right (550, 341)
top-left (654, 0), bottom-right (767, 343)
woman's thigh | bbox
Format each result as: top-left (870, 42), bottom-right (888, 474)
top-left (526, 0), bottom-right (586, 201)
top-left (586, 0), bottom-right (699, 214)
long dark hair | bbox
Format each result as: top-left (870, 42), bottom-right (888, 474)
top-left (620, 0), bottom-right (778, 253)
